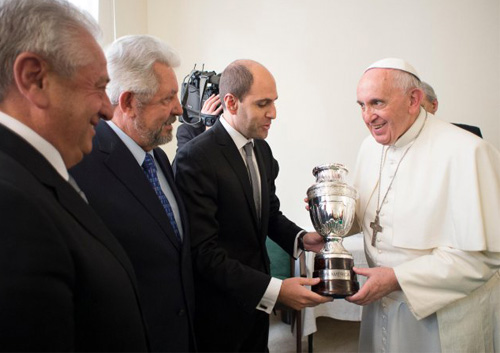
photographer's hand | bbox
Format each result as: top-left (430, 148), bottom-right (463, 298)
top-left (202, 94), bottom-right (223, 115)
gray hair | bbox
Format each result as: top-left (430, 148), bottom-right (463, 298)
top-left (420, 81), bottom-right (438, 102)
top-left (390, 69), bottom-right (421, 94)
top-left (0, 0), bottom-right (101, 102)
top-left (105, 35), bottom-right (181, 106)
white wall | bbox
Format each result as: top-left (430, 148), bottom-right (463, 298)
top-left (110, 0), bottom-right (500, 230)
top-left (99, 0), bottom-right (148, 45)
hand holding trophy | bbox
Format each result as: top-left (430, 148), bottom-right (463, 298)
top-left (306, 163), bottom-right (359, 298)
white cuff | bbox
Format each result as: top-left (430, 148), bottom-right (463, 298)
top-left (256, 277), bottom-right (282, 313)
top-left (294, 230), bottom-right (307, 258)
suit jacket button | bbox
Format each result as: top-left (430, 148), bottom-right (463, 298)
top-left (177, 309), bottom-right (185, 316)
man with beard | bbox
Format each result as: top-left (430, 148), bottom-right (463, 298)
top-left (70, 35), bottom-right (195, 352)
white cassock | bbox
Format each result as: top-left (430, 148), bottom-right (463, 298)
top-left (353, 108), bottom-right (500, 353)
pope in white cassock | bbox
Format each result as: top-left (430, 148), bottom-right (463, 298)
top-left (346, 58), bottom-right (500, 353)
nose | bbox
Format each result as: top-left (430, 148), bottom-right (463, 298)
top-left (100, 93), bottom-right (113, 121)
top-left (266, 103), bottom-right (277, 120)
top-left (173, 95), bottom-right (183, 116)
top-left (362, 105), bottom-right (375, 123)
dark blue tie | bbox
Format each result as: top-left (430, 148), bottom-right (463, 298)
top-left (142, 153), bottom-right (182, 242)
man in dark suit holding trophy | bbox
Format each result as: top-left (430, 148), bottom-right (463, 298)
top-left (175, 59), bottom-right (331, 352)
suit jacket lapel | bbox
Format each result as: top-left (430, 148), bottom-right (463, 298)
top-left (0, 124), bottom-right (140, 288)
top-left (96, 122), bottom-right (181, 250)
top-left (254, 142), bottom-right (269, 231)
top-left (213, 122), bottom-right (261, 227)
top-left (55, 178), bottom-right (141, 280)
top-left (154, 147), bottom-right (190, 249)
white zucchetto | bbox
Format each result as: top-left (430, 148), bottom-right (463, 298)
top-left (365, 57), bottom-right (420, 80)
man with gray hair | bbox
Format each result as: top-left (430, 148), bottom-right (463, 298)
top-left (71, 34), bottom-right (195, 352)
top-left (0, 0), bottom-right (148, 351)
top-left (422, 80), bottom-right (483, 138)
top-left (421, 81), bottom-right (439, 114)
top-left (347, 58), bottom-right (500, 352)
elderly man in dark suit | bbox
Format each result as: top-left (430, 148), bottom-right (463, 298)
top-left (71, 35), bottom-right (195, 352)
top-left (174, 59), bottom-right (331, 352)
top-left (0, 0), bottom-right (148, 351)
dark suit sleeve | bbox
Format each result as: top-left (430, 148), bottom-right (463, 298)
top-left (452, 123), bottom-right (483, 138)
top-left (175, 144), bottom-right (271, 311)
top-left (0, 185), bottom-right (74, 351)
top-left (176, 123), bottom-right (204, 151)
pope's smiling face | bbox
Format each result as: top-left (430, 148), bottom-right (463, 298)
top-left (356, 69), bottom-right (418, 146)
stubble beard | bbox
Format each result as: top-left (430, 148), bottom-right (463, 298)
top-left (134, 115), bottom-right (175, 148)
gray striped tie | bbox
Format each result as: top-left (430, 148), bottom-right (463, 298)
top-left (243, 142), bottom-right (261, 222)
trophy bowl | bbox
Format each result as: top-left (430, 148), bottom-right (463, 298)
top-left (307, 163), bottom-right (359, 298)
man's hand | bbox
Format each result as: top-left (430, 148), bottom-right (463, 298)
top-left (277, 277), bottom-right (332, 310)
top-left (345, 267), bottom-right (401, 306)
top-left (304, 197), bottom-right (310, 211)
top-left (201, 94), bottom-right (222, 115)
top-left (302, 232), bottom-right (324, 253)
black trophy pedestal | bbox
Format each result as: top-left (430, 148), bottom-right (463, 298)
top-left (312, 254), bottom-right (359, 298)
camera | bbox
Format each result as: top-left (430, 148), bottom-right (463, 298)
top-left (180, 67), bottom-right (221, 127)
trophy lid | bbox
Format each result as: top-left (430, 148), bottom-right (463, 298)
top-left (313, 163), bottom-right (348, 183)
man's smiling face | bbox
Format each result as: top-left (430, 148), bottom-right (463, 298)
top-left (357, 69), bottom-right (417, 145)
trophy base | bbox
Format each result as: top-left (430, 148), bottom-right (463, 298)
top-left (312, 253), bottom-right (359, 298)
top-left (311, 278), bottom-right (359, 298)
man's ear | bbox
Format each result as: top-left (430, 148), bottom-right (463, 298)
top-left (409, 88), bottom-right (424, 113)
top-left (431, 100), bottom-right (439, 114)
top-left (224, 93), bottom-right (238, 115)
top-left (12, 52), bottom-right (50, 108)
top-left (118, 91), bottom-right (136, 117)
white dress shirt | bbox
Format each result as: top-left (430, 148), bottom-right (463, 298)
top-left (0, 111), bottom-right (68, 180)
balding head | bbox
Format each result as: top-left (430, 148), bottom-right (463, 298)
top-left (219, 59), bottom-right (270, 109)
top-left (219, 59), bottom-right (277, 140)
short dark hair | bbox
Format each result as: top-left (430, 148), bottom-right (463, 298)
top-left (219, 61), bottom-right (254, 109)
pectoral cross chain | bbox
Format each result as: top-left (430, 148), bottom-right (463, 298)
top-left (370, 214), bottom-right (383, 246)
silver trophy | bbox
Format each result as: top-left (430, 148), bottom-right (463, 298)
top-left (307, 163), bottom-right (359, 298)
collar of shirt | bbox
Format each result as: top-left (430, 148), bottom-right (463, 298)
top-left (220, 115), bottom-right (254, 151)
top-left (0, 111), bottom-right (68, 180)
top-left (393, 107), bottom-right (427, 148)
top-left (106, 120), bottom-right (150, 165)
